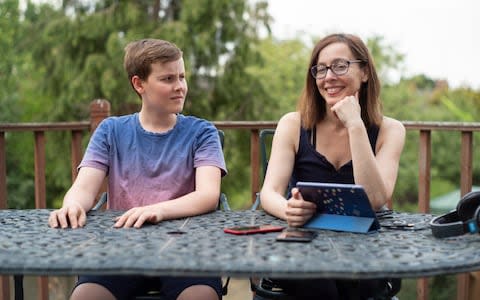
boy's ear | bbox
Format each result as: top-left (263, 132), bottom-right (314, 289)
top-left (131, 76), bottom-right (144, 94)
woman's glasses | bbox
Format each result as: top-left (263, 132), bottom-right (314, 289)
top-left (310, 59), bottom-right (364, 79)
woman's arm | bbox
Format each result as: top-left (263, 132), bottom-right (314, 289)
top-left (260, 112), bottom-right (316, 226)
top-left (349, 117), bottom-right (406, 210)
top-left (332, 95), bottom-right (406, 210)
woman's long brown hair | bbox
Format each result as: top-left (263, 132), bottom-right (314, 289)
top-left (297, 33), bottom-right (382, 129)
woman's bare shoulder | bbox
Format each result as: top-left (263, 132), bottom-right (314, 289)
top-left (381, 116), bottom-right (405, 133)
top-left (378, 117), bottom-right (406, 148)
top-left (278, 112), bottom-right (300, 127)
top-left (276, 112), bottom-right (302, 149)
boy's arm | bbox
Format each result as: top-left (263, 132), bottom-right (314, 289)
top-left (114, 165), bottom-right (221, 228)
top-left (48, 167), bottom-right (107, 228)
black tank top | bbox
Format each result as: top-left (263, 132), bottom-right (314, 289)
top-left (290, 125), bottom-right (379, 186)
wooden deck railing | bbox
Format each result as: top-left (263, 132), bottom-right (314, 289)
top-left (0, 99), bottom-right (479, 300)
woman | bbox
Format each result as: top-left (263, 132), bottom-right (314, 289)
top-left (260, 33), bottom-right (405, 299)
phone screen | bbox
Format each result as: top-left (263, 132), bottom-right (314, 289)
top-left (223, 224), bottom-right (285, 235)
top-left (276, 229), bottom-right (317, 242)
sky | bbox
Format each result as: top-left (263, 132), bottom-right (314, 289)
top-left (266, 0), bottom-right (479, 90)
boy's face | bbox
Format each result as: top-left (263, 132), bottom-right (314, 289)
top-left (135, 58), bottom-right (187, 115)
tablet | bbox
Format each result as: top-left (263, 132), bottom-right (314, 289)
top-left (296, 181), bottom-right (380, 233)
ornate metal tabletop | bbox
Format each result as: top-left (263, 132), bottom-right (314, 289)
top-left (1, 209), bottom-right (480, 279)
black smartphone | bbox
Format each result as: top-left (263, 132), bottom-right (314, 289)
top-left (224, 224), bottom-right (285, 235)
top-left (276, 229), bottom-right (317, 243)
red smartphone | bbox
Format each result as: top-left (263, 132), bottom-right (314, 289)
top-left (224, 224), bottom-right (285, 235)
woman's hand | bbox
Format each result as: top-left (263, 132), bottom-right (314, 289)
top-left (285, 188), bottom-right (317, 227)
top-left (114, 205), bottom-right (164, 228)
top-left (331, 92), bottom-right (363, 129)
top-left (48, 202), bottom-right (87, 229)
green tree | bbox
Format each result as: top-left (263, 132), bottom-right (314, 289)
top-left (0, 0), bottom-right (22, 121)
top-left (7, 0), bottom-right (272, 208)
top-left (4, 0), bottom-right (480, 213)
top-left (217, 37), bottom-right (310, 207)
top-left (20, 0), bottom-right (271, 121)
top-left (382, 75), bottom-right (480, 211)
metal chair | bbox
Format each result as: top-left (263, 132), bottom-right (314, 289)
top-left (249, 129), bottom-right (401, 300)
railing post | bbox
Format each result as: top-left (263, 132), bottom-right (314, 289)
top-left (34, 131), bottom-right (46, 209)
top-left (417, 129), bottom-right (431, 300)
top-left (89, 99), bottom-right (110, 206)
top-left (0, 122), bottom-right (8, 300)
top-left (0, 276), bottom-right (9, 300)
top-left (0, 132), bottom-right (10, 300)
top-left (0, 133), bottom-right (9, 300)
top-left (33, 130), bottom-right (48, 300)
top-left (89, 99), bottom-right (111, 133)
top-left (0, 131), bottom-right (6, 209)
top-left (37, 277), bottom-right (48, 300)
top-left (459, 131), bottom-right (473, 194)
top-left (458, 131), bottom-right (473, 300)
top-left (418, 130), bottom-right (431, 214)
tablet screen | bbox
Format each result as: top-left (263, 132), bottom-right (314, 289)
top-left (296, 181), bottom-right (376, 219)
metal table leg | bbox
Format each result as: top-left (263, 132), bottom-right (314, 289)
top-left (14, 275), bottom-right (23, 300)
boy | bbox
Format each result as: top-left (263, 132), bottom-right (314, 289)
top-left (48, 39), bottom-right (227, 300)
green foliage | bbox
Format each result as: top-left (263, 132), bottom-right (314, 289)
top-left (5, 132), bottom-right (35, 209)
top-left (244, 37), bottom-right (309, 119)
top-left (0, 0), bottom-right (22, 121)
top-left (397, 277), bottom-right (456, 300)
top-left (366, 36), bottom-right (405, 84)
top-left (383, 75), bottom-right (480, 210)
top-left (2, 2), bottom-right (480, 297)
top-left (2, 0), bottom-right (480, 214)
top-left (4, 0), bottom-right (272, 208)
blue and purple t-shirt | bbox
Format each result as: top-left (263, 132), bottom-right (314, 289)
top-left (79, 113), bottom-right (227, 210)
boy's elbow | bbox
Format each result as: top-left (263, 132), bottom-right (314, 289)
top-left (206, 190), bottom-right (221, 211)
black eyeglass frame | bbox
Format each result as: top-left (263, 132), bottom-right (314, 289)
top-left (310, 59), bottom-right (364, 79)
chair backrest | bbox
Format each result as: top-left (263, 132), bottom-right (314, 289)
top-left (252, 129), bottom-right (275, 210)
top-left (216, 129), bottom-right (230, 211)
top-left (259, 129), bottom-right (275, 181)
top-left (218, 129), bottom-right (225, 149)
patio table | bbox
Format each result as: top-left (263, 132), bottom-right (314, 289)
top-left (1, 209), bottom-right (480, 298)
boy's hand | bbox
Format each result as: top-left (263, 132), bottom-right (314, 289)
top-left (114, 206), bottom-right (164, 228)
top-left (285, 188), bottom-right (317, 227)
top-left (48, 202), bottom-right (87, 229)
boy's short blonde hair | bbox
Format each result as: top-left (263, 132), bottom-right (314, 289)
top-left (124, 39), bottom-right (183, 96)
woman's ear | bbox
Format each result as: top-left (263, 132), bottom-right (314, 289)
top-left (361, 70), bottom-right (369, 83)
top-left (131, 75), bottom-right (144, 94)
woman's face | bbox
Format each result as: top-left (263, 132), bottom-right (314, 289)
top-left (315, 42), bottom-right (367, 106)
